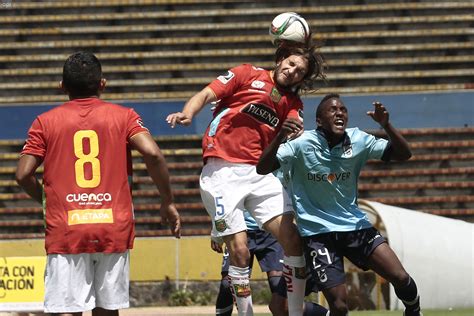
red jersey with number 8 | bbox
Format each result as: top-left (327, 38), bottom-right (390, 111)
top-left (204, 64), bottom-right (303, 164)
top-left (21, 98), bottom-right (148, 254)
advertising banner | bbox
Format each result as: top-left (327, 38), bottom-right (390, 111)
top-left (0, 257), bottom-right (45, 312)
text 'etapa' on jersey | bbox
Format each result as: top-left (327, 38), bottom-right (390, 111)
top-left (203, 64), bottom-right (303, 165)
top-left (21, 98), bottom-right (149, 254)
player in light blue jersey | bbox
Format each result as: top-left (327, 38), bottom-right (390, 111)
top-left (257, 94), bottom-right (421, 316)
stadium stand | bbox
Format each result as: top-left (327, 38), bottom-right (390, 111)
top-left (1, 127), bottom-right (473, 238)
top-left (0, 1), bottom-right (472, 104)
top-left (0, 1), bottom-right (473, 238)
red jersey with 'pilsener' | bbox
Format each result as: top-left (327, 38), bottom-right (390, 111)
top-left (204, 64), bottom-right (303, 165)
top-left (21, 98), bottom-right (148, 254)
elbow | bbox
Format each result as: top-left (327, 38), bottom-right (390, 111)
top-left (400, 148), bottom-right (412, 161)
top-left (394, 150), bottom-right (412, 161)
top-left (256, 162), bottom-right (271, 175)
top-left (143, 148), bottom-right (169, 174)
top-left (15, 170), bottom-right (28, 187)
top-left (388, 142), bottom-right (412, 161)
top-left (143, 146), bottom-right (165, 163)
top-left (257, 159), bottom-right (279, 175)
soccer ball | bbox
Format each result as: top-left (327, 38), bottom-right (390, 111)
top-left (269, 12), bottom-right (311, 45)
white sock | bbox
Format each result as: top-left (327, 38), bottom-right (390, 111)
top-left (228, 265), bottom-right (253, 316)
top-left (283, 255), bottom-right (306, 316)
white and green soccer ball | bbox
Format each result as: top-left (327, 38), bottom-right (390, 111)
top-left (269, 12), bottom-right (311, 45)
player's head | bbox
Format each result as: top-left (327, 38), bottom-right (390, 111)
top-left (61, 51), bottom-right (105, 99)
top-left (273, 42), bottom-right (326, 94)
top-left (316, 93), bottom-right (348, 138)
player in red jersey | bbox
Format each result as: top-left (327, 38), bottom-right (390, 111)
top-left (167, 44), bottom-right (325, 316)
top-left (16, 52), bottom-right (181, 316)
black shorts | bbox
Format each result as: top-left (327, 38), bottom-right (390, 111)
top-left (221, 229), bottom-right (284, 275)
top-left (302, 227), bottom-right (386, 290)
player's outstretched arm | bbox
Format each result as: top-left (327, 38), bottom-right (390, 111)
top-left (130, 132), bottom-right (181, 238)
top-left (15, 155), bottom-right (43, 204)
top-left (257, 117), bottom-right (302, 175)
top-left (367, 101), bottom-right (412, 161)
top-left (166, 87), bottom-right (217, 128)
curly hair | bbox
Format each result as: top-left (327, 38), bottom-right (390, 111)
top-left (274, 40), bottom-right (327, 94)
top-left (63, 51), bottom-right (102, 97)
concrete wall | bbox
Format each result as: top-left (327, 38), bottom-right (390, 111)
top-left (0, 237), bottom-right (268, 282)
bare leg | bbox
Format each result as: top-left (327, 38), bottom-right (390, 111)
top-left (367, 243), bottom-right (409, 287)
top-left (91, 308), bottom-right (118, 316)
top-left (223, 231), bottom-right (250, 268)
top-left (264, 213), bottom-right (302, 256)
top-left (368, 243), bottom-right (421, 315)
top-left (267, 270), bottom-right (287, 316)
top-left (322, 284), bottom-right (349, 316)
top-left (270, 293), bottom-right (288, 316)
top-left (223, 231), bottom-right (253, 315)
top-left (215, 272), bottom-right (234, 316)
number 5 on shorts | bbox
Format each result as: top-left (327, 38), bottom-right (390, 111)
top-left (215, 196), bottom-right (225, 216)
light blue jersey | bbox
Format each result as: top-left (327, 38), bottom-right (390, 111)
top-left (276, 128), bottom-right (388, 237)
top-left (244, 210), bottom-right (259, 231)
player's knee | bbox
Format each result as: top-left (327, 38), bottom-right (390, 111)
top-left (268, 275), bottom-right (285, 294)
top-left (220, 275), bottom-right (231, 291)
top-left (216, 276), bottom-right (234, 315)
top-left (389, 269), bottom-right (410, 288)
top-left (228, 244), bottom-right (250, 267)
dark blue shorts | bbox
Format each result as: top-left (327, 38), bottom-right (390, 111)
top-left (303, 227), bottom-right (386, 290)
top-left (221, 229), bottom-right (284, 274)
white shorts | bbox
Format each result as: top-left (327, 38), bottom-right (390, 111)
top-left (200, 158), bottom-right (293, 238)
top-left (44, 251), bottom-right (130, 313)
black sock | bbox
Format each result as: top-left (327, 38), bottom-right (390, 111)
top-left (394, 276), bottom-right (420, 314)
top-left (216, 276), bottom-right (234, 316)
top-left (303, 301), bottom-right (329, 316)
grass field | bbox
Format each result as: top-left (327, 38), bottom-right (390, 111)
top-left (2, 307), bottom-right (473, 316)
top-left (176, 309), bottom-right (474, 316)
top-left (350, 310), bottom-right (474, 316)
top-left (79, 307), bottom-right (474, 316)
top-left (183, 308), bottom-right (473, 316)
top-left (246, 310), bottom-right (474, 316)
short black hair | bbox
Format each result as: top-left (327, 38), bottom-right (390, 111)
top-left (316, 93), bottom-right (340, 119)
top-left (62, 51), bottom-right (102, 97)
